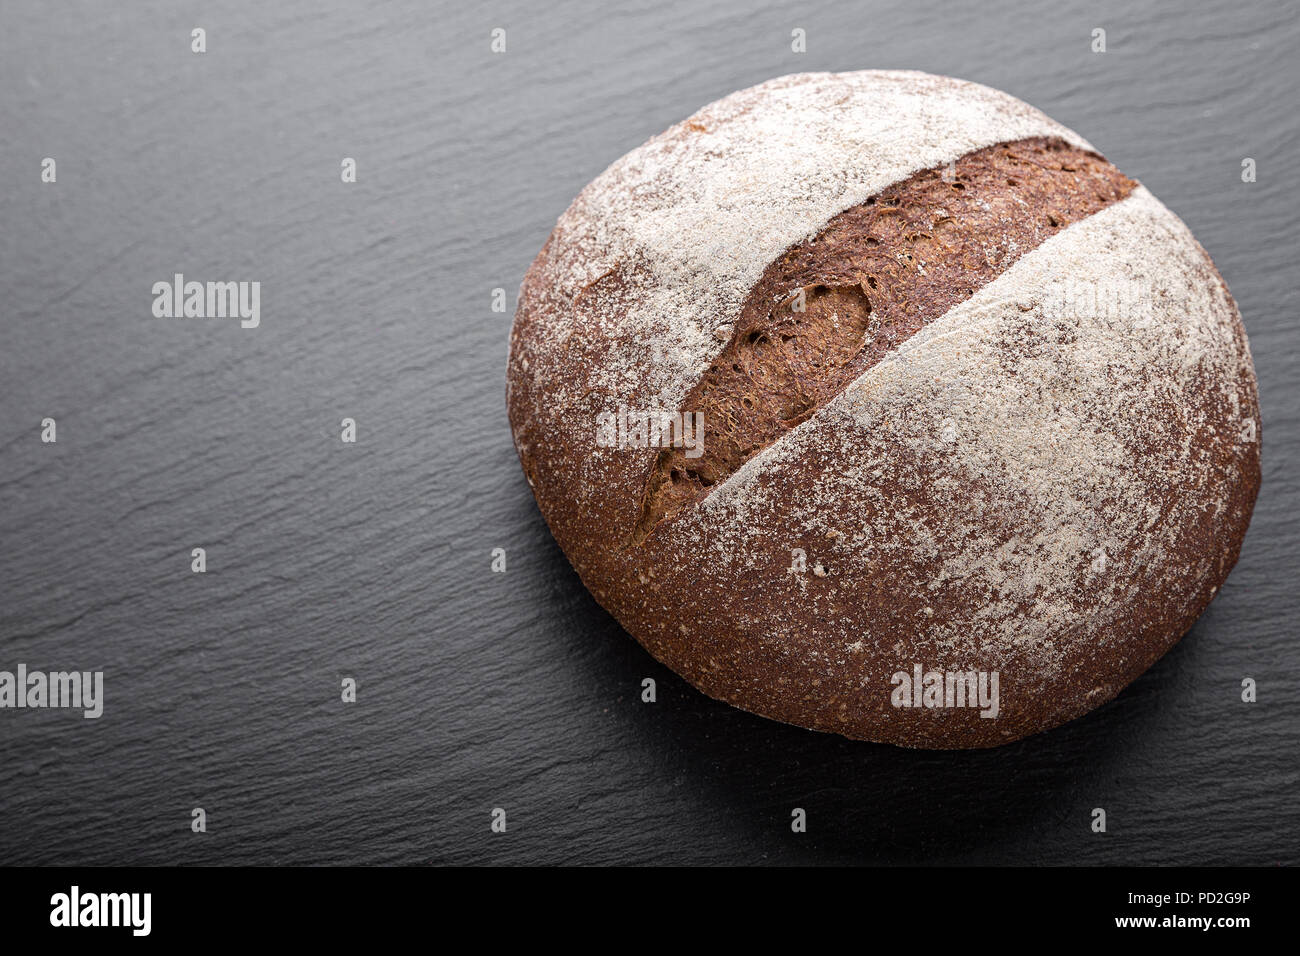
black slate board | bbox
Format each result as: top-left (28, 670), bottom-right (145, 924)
top-left (1, 0), bottom-right (1297, 866)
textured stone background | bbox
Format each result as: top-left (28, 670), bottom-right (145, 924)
top-left (1, 0), bottom-right (1296, 864)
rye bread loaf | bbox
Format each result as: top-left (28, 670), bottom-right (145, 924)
top-left (506, 70), bottom-right (1261, 748)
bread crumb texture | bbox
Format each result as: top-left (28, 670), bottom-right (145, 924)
top-left (633, 137), bottom-right (1136, 541)
top-left (507, 71), bottom-right (1260, 748)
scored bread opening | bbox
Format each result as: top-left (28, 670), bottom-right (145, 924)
top-left (630, 136), bottom-right (1137, 546)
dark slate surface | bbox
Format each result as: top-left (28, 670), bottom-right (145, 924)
top-left (1, 0), bottom-right (1296, 866)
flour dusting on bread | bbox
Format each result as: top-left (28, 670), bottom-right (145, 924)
top-left (533, 71), bottom-right (1092, 408)
top-left (690, 186), bottom-right (1257, 668)
top-left (506, 71), bottom-right (1260, 747)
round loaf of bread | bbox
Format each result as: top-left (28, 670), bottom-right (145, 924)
top-left (507, 70), bottom-right (1260, 748)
